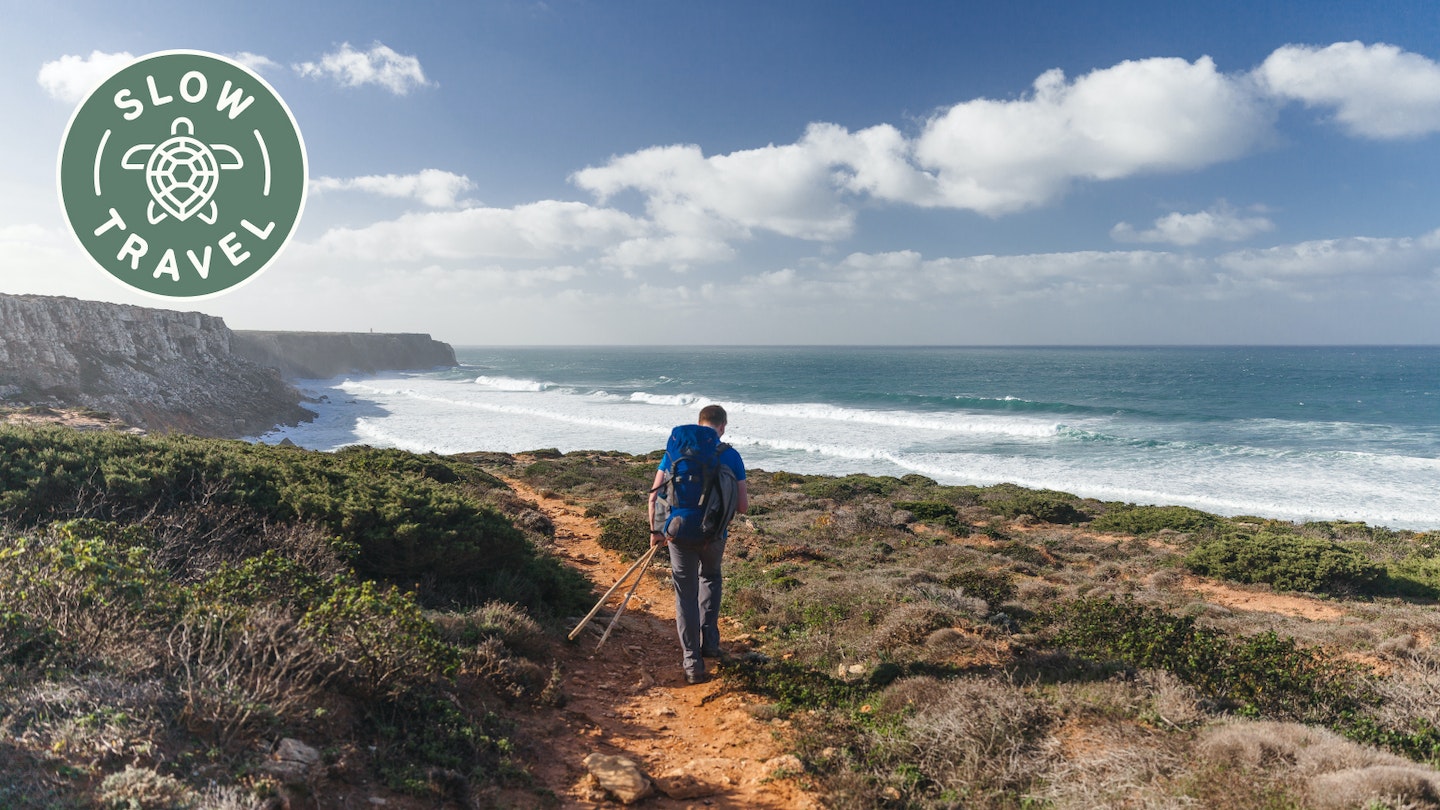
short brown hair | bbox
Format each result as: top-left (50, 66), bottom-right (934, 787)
top-left (698, 404), bottom-right (727, 426)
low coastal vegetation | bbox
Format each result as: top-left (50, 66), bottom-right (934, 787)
top-left (0, 425), bottom-right (589, 809)
top-left (6, 422), bottom-right (1440, 808)
top-left (514, 450), bottom-right (1440, 809)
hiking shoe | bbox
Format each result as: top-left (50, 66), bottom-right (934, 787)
top-left (685, 671), bottom-right (709, 685)
top-left (700, 645), bottom-right (722, 659)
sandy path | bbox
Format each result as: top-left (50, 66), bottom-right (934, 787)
top-left (505, 479), bottom-right (820, 809)
top-left (1182, 575), bottom-right (1347, 621)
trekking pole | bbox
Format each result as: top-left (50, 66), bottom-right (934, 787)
top-left (596, 544), bottom-right (660, 651)
top-left (568, 543), bottom-right (660, 641)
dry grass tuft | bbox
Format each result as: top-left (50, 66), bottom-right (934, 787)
top-left (1307, 765), bottom-right (1440, 810)
top-left (1199, 719), bottom-right (1430, 781)
top-left (1146, 569), bottom-right (1184, 591)
top-left (883, 676), bottom-right (1051, 798)
top-left (169, 607), bottom-right (332, 749)
top-left (97, 765), bottom-right (193, 809)
top-left (872, 603), bottom-right (960, 651)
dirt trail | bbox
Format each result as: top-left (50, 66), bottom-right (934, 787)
top-left (1182, 575), bottom-right (1347, 621)
top-left (505, 479), bottom-right (820, 809)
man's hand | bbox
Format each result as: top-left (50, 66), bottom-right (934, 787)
top-left (650, 530), bottom-right (668, 547)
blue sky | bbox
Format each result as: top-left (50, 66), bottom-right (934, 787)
top-left (4, 0), bottom-right (1440, 344)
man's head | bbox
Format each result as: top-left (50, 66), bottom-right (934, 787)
top-left (698, 404), bottom-right (728, 432)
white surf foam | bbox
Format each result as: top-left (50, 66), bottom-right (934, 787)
top-left (258, 370), bottom-right (1440, 530)
top-left (473, 375), bottom-right (554, 392)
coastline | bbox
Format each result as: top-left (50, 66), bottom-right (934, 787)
top-left (254, 360), bottom-right (1440, 533)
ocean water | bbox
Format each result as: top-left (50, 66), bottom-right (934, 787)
top-left (258, 346), bottom-right (1440, 531)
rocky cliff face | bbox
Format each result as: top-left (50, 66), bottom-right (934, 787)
top-left (0, 294), bottom-right (312, 438)
top-left (231, 330), bottom-right (456, 379)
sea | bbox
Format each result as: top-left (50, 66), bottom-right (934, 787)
top-left (256, 346), bottom-right (1440, 531)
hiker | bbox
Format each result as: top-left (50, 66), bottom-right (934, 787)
top-left (649, 404), bottom-right (748, 685)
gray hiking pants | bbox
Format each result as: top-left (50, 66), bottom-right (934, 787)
top-left (667, 535), bottom-right (725, 677)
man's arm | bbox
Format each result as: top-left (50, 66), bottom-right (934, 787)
top-left (735, 480), bottom-right (748, 514)
top-left (648, 468), bottom-right (666, 546)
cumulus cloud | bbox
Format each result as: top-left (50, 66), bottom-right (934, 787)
top-left (1112, 202), bottom-right (1275, 246)
top-left (307, 200), bottom-right (646, 261)
top-left (1257, 42), bottom-right (1440, 138)
top-left (37, 50), bottom-right (135, 103)
top-left (914, 57), bottom-right (1272, 213)
top-left (574, 54), bottom-right (1273, 245)
top-left (570, 40), bottom-right (1440, 260)
top-left (311, 170), bottom-right (476, 208)
top-left (573, 137), bottom-right (858, 242)
top-left (295, 42), bottom-right (433, 94)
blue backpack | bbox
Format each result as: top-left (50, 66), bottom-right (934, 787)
top-left (652, 424), bottom-right (739, 546)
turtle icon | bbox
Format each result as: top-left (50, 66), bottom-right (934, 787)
top-left (121, 117), bottom-right (244, 225)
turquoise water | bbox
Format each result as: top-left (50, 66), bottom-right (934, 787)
top-left (261, 346), bottom-right (1440, 530)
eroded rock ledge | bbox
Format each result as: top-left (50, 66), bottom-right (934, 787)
top-left (231, 329), bottom-right (456, 379)
top-left (0, 294), bottom-right (454, 438)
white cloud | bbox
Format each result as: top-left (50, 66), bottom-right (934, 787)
top-left (573, 139), bottom-right (857, 242)
top-left (573, 54), bottom-right (1275, 242)
top-left (311, 170), bottom-right (476, 208)
top-left (295, 42), bottom-right (433, 95)
top-left (1112, 202), bottom-right (1275, 246)
top-left (1215, 230), bottom-right (1440, 291)
top-left (725, 227), bottom-right (1440, 311)
top-left (307, 200), bottom-right (646, 261)
top-left (229, 52), bottom-right (281, 74)
top-left (37, 50), bottom-right (134, 103)
top-left (914, 57), bottom-right (1272, 214)
top-left (824, 249), bottom-right (1206, 302)
top-left (1257, 42), bottom-right (1440, 138)
top-left (602, 234), bottom-right (736, 270)
top-left (568, 42), bottom-right (1440, 265)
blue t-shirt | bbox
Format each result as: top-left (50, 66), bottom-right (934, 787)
top-left (658, 436), bottom-right (746, 481)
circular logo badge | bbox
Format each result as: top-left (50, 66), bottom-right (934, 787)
top-left (58, 50), bottom-right (307, 299)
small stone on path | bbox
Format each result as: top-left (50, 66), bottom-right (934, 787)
top-left (583, 753), bottom-right (654, 805)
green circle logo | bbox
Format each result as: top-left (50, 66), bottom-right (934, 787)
top-left (58, 50), bottom-right (307, 299)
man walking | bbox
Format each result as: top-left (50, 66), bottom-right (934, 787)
top-left (649, 404), bottom-right (748, 685)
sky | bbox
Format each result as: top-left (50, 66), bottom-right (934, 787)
top-left (3, 0), bottom-right (1440, 345)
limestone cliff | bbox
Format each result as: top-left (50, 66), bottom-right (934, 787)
top-left (0, 294), bottom-right (313, 437)
top-left (231, 330), bottom-right (456, 379)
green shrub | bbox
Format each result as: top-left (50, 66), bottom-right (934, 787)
top-left (0, 610), bottom-right (56, 665)
top-left (1090, 504), bottom-right (1224, 535)
top-left (1184, 530), bottom-right (1384, 595)
top-left (597, 513), bottom-right (651, 559)
top-left (303, 579), bottom-right (461, 696)
top-left (986, 492), bottom-right (1089, 524)
top-left (801, 474), bottom-right (903, 501)
top-left (942, 568), bottom-right (1016, 608)
top-left (894, 500), bottom-right (968, 534)
top-left (1384, 555), bottom-right (1440, 599)
top-left (894, 501), bottom-right (957, 522)
top-left (0, 522), bottom-right (179, 667)
top-left (1051, 596), bottom-right (1369, 722)
top-left (0, 427), bottom-right (585, 613)
top-left (370, 691), bottom-right (525, 794)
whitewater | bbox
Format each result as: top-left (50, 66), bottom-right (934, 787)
top-left (258, 346), bottom-right (1440, 531)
